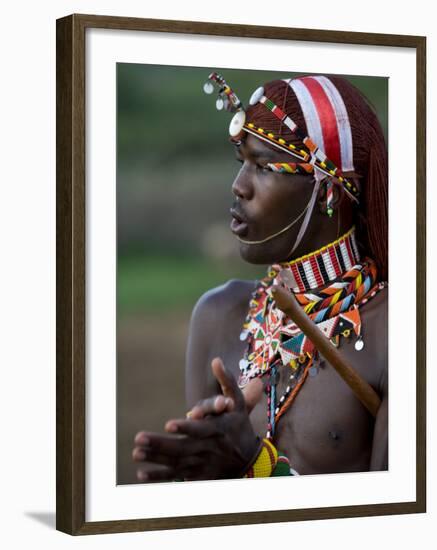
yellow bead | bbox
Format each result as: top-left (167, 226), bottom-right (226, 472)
top-left (278, 138), bottom-right (286, 145)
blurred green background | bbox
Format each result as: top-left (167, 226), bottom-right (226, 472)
top-left (116, 63), bottom-right (388, 484)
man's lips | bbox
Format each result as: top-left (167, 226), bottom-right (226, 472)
top-left (230, 208), bottom-right (249, 236)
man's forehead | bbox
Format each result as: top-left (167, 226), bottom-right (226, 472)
top-left (235, 133), bottom-right (292, 161)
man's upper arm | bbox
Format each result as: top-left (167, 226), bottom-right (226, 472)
top-left (370, 366), bottom-right (388, 471)
top-left (185, 287), bottom-right (224, 409)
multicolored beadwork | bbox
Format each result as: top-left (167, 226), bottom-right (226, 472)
top-left (203, 72), bottom-right (361, 205)
top-left (243, 436), bottom-right (294, 477)
top-left (243, 438), bottom-right (279, 478)
top-left (238, 227), bottom-right (387, 439)
top-left (243, 123), bottom-right (359, 202)
top-left (203, 72), bottom-right (243, 113)
top-left (266, 162), bottom-right (315, 175)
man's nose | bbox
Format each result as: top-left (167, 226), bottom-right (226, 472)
top-left (231, 163), bottom-right (254, 200)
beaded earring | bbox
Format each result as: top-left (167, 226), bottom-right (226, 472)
top-left (325, 179), bottom-right (334, 217)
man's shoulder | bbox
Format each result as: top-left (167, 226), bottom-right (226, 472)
top-left (185, 279), bottom-right (257, 401)
top-left (359, 284), bottom-right (388, 327)
top-left (191, 279), bottom-right (257, 322)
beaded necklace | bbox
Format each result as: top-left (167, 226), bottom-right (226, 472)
top-left (238, 227), bottom-right (387, 440)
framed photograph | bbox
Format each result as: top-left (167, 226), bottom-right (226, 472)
top-left (56, 13), bottom-right (426, 535)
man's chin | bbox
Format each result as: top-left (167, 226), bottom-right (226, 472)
top-left (238, 242), bottom-right (277, 265)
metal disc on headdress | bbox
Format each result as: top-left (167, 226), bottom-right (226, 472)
top-left (216, 97), bottom-right (224, 111)
top-left (203, 81), bottom-right (214, 95)
top-left (229, 110), bottom-right (246, 137)
top-left (249, 86), bottom-right (265, 105)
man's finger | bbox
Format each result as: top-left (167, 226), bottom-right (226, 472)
top-left (133, 446), bottom-right (176, 467)
top-left (165, 418), bottom-right (222, 439)
top-left (133, 431), bottom-right (200, 457)
top-left (137, 465), bottom-right (175, 483)
top-left (211, 357), bottom-right (245, 410)
top-left (187, 395), bottom-right (234, 420)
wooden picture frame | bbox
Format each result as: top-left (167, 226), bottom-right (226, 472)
top-left (56, 13), bottom-right (426, 535)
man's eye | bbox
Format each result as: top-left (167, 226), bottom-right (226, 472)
top-left (236, 158), bottom-right (244, 164)
top-left (256, 163), bottom-right (269, 173)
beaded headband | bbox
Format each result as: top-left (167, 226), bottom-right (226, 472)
top-left (203, 72), bottom-right (360, 205)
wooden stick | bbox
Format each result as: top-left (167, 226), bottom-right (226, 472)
top-left (271, 286), bottom-right (381, 417)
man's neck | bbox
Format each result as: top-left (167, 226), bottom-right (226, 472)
top-left (272, 226), bottom-right (360, 294)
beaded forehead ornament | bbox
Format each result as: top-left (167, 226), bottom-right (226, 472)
top-left (203, 72), bottom-right (360, 208)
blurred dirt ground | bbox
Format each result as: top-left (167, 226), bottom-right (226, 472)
top-left (117, 311), bottom-right (190, 484)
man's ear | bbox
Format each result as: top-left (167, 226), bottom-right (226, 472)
top-left (317, 178), bottom-right (341, 212)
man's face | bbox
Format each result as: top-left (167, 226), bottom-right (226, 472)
top-left (230, 133), bottom-right (317, 264)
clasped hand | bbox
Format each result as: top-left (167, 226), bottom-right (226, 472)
top-left (132, 358), bottom-right (263, 482)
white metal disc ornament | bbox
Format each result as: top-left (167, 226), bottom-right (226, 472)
top-left (229, 110), bottom-right (246, 137)
top-left (216, 97), bottom-right (224, 111)
top-left (239, 358), bottom-right (249, 370)
top-left (203, 81), bottom-right (214, 94)
top-left (355, 337), bottom-right (364, 351)
top-left (249, 86), bottom-right (265, 105)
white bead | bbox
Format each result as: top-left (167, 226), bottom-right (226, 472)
top-left (249, 86), bottom-right (265, 105)
top-left (203, 81), bottom-right (214, 94)
top-left (229, 110), bottom-right (246, 137)
top-left (216, 97), bottom-right (224, 110)
top-left (239, 330), bottom-right (249, 341)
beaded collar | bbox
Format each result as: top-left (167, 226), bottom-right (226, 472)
top-left (272, 226), bottom-right (361, 293)
top-left (238, 227), bottom-right (386, 440)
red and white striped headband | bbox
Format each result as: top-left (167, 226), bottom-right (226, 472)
top-left (203, 72), bottom-right (360, 202)
top-left (285, 76), bottom-right (354, 174)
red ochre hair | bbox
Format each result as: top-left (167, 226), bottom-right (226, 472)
top-left (245, 77), bottom-right (388, 282)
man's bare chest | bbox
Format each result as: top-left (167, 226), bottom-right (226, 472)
top-left (211, 284), bottom-right (387, 474)
top-left (248, 360), bottom-right (375, 474)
